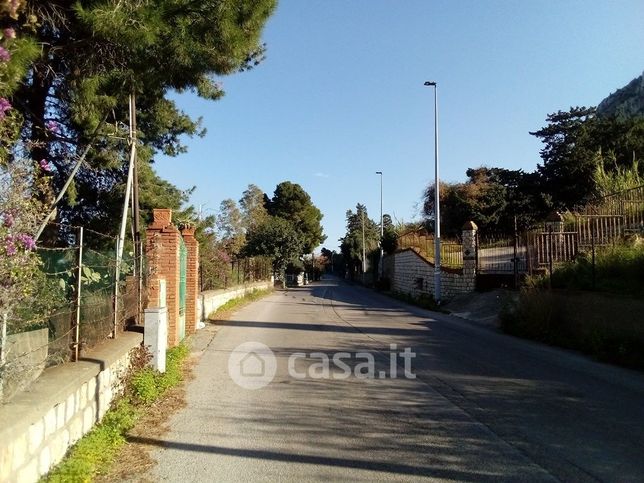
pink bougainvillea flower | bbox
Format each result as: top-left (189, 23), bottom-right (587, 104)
top-left (5, 236), bottom-right (17, 256)
top-left (0, 98), bottom-right (11, 120)
top-left (0, 46), bottom-right (11, 62)
top-left (2, 213), bottom-right (14, 228)
top-left (17, 233), bottom-right (36, 250)
top-left (3, 28), bottom-right (16, 39)
top-left (45, 120), bottom-right (60, 133)
top-left (39, 159), bottom-right (52, 172)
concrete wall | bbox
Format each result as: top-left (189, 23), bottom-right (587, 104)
top-left (387, 249), bottom-right (475, 300)
top-left (198, 280), bottom-right (273, 321)
top-left (0, 332), bottom-right (142, 483)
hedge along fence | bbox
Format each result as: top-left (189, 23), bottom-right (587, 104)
top-left (501, 289), bottom-right (644, 370)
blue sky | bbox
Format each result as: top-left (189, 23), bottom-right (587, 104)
top-left (155, 0), bottom-right (644, 250)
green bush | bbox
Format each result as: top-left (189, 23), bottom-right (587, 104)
top-left (131, 344), bottom-right (189, 404)
top-left (532, 244), bottom-right (644, 296)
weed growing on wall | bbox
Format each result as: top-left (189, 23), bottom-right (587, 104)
top-left (44, 344), bottom-right (190, 482)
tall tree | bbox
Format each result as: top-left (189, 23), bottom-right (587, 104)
top-left (268, 181), bottom-right (326, 252)
top-left (244, 216), bottom-right (304, 278)
top-left (423, 168), bottom-right (550, 235)
top-left (217, 198), bottom-right (244, 256)
top-left (9, 0), bottom-right (277, 230)
top-left (531, 107), bottom-right (644, 208)
top-left (239, 183), bottom-right (268, 232)
top-left (340, 204), bottom-right (379, 278)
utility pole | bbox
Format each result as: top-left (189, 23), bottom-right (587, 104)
top-left (114, 93), bottom-right (137, 336)
top-left (130, 94), bottom-right (142, 324)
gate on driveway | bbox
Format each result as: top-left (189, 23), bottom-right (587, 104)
top-left (178, 236), bottom-right (187, 341)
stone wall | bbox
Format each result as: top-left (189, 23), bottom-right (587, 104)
top-left (386, 223), bottom-right (478, 302)
top-left (0, 332), bottom-right (142, 483)
top-left (388, 249), bottom-right (475, 300)
top-left (198, 280), bottom-right (273, 321)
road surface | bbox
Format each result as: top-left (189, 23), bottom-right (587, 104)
top-left (145, 278), bottom-right (644, 482)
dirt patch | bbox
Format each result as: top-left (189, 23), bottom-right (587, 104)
top-left (97, 356), bottom-right (197, 483)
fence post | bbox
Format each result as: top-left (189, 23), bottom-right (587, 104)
top-left (513, 216), bottom-right (519, 288)
top-left (461, 221), bottom-right (478, 293)
top-left (591, 218), bottom-right (596, 290)
top-left (73, 226), bottom-right (84, 361)
top-left (548, 225), bottom-right (553, 288)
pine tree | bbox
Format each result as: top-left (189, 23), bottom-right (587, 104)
top-left (10, 0), bottom-right (277, 229)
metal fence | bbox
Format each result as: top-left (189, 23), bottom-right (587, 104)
top-left (583, 185), bottom-right (644, 230)
top-left (1, 223), bottom-right (143, 401)
top-left (397, 229), bottom-right (463, 268)
top-left (476, 231), bottom-right (527, 275)
top-left (200, 256), bottom-right (273, 291)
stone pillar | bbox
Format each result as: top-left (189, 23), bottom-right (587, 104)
top-left (144, 307), bottom-right (167, 373)
top-left (145, 209), bottom-right (181, 347)
top-left (181, 225), bottom-right (200, 335)
top-left (545, 211), bottom-right (564, 233)
top-left (462, 221), bottom-right (478, 292)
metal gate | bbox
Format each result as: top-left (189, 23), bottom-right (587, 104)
top-left (178, 237), bottom-right (187, 340)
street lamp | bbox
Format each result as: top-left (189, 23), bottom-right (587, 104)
top-left (376, 171), bottom-right (383, 279)
top-left (424, 81), bottom-right (441, 304)
top-left (361, 210), bottom-right (366, 281)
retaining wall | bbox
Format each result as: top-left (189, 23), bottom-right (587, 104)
top-left (387, 249), bottom-right (476, 301)
top-left (198, 280), bottom-right (273, 321)
top-left (0, 332), bottom-right (142, 483)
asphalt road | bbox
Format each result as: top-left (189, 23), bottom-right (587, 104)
top-left (147, 277), bottom-right (644, 482)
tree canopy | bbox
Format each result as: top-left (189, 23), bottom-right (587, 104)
top-left (420, 102), bottom-right (644, 235)
top-left (5, 0), bottom-right (277, 230)
top-left (339, 204), bottom-right (380, 278)
top-left (267, 181), bottom-right (326, 253)
top-left (244, 216), bottom-right (304, 276)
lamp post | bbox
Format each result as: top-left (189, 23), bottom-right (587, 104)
top-left (361, 210), bottom-right (366, 283)
top-left (376, 171), bottom-right (383, 279)
top-left (424, 81), bottom-right (441, 304)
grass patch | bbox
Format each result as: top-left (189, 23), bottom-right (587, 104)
top-left (44, 344), bottom-right (190, 482)
top-left (207, 288), bottom-right (272, 319)
top-left (500, 289), bottom-right (644, 370)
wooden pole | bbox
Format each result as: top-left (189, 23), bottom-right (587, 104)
top-left (113, 94), bottom-right (137, 337)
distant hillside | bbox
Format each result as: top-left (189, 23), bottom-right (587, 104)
top-left (597, 71), bottom-right (644, 118)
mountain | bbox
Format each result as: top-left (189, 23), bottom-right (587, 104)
top-left (597, 71), bottom-right (644, 118)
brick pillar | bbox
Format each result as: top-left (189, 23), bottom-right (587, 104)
top-left (146, 209), bottom-right (181, 347)
top-left (462, 221), bottom-right (478, 292)
top-left (181, 225), bottom-right (199, 335)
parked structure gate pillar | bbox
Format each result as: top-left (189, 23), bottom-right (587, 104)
top-left (461, 221), bottom-right (478, 291)
top-left (145, 209), bottom-right (181, 347)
